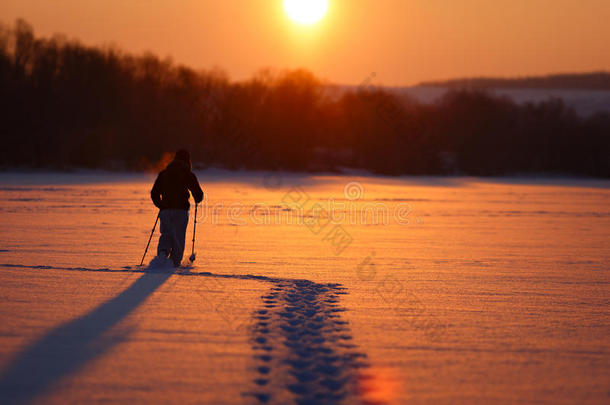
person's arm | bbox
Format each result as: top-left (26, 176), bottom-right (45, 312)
top-left (150, 173), bottom-right (165, 209)
top-left (188, 173), bottom-right (204, 203)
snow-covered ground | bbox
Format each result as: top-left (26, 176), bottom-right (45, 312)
top-left (0, 171), bottom-right (608, 404)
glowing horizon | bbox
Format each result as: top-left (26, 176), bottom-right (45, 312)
top-left (0, 0), bottom-right (608, 86)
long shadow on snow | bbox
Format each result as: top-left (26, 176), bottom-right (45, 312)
top-left (0, 265), bottom-right (379, 405)
top-left (0, 268), bottom-right (173, 405)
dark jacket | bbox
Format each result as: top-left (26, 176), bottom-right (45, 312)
top-left (151, 160), bottom-right (203, 210)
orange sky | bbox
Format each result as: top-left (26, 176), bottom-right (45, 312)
top-left (1, 0), bottom-right (609, 86)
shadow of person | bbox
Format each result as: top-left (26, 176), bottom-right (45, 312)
top-left (0, 270), bottom-right (173, 405)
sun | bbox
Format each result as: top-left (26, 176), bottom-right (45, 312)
top-left (284, 0), bottom-right (328, 25)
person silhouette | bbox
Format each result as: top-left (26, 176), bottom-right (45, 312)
top-left (150, 150), bottom-right (203, 267)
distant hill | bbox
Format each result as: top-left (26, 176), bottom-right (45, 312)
top-left (418, 72), bottom-right (610, 90)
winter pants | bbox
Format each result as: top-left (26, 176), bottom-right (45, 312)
top-left (157, 209), bottom-right (189, 266)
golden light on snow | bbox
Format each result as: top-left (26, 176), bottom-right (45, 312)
top-left (284, 0), bottom-right (328, 25)
top-left (358, 367), bottom-right (399, 403)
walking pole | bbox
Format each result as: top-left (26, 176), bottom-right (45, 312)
top-left (140, 212), bottom-right (160, 266)
top-left (189, 204), bottom-right (197, 262)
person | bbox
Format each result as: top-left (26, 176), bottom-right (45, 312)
top-left (151, 149), bottom-right (204, 267)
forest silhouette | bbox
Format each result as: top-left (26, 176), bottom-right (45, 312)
top-left (1, 19), bottom-right (608, 177)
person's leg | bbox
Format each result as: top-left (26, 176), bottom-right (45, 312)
top-left (157, 210), bottom-right (171, 258)
top-left (170, 210), bottom-right (189, 267)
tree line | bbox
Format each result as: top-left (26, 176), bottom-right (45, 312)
top-left (0, 19), bottom-right (608, 177)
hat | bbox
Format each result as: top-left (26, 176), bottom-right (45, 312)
top-left (175, 149), bottom-right (192, 169)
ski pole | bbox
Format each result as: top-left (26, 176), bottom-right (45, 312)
top-left (140, 211), bottom-right (160, 266)
top-left (189, 204), bottom-right (197, 262)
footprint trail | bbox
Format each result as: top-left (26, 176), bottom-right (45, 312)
top-left (247, 279), bottom-right (372, 405)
